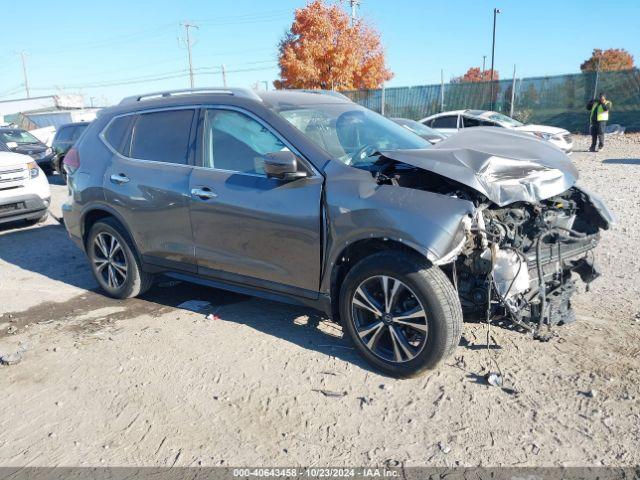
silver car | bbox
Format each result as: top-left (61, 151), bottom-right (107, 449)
top-left (62, 88), bottom-right (612, 377)
top-left (421, 109), bottom-right (574, 153)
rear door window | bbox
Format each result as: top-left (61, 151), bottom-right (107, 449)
top-left (432, 115), bottom-right (458, 129)
top-left (461, 116), bottom-right (481, 128)
top-left (130, 110), bottom-right (195, 165)
top-left (55, 126), bottom-right (74, 143)
top-left (71, 124), bottom-right (88, 141)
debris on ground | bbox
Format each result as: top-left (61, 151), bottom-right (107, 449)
top-left (6, 325), bottom-right (17, 335)
top-left (0, 352), bottom-right (22, 366)
top-left (313, 389), bottom-right (347, 398)
top-left (205, 314), bottom-right (221, 321)
top-left (438, 441), bottom-right (451, 454)
top-left (357, 396), bottom-right (372, 409)
top-left (579, 389), bottom-right (598, 398)
top-left (485, 372), bottom-right (503, 387)
top-left (176, 300), bottom-right (211, 312)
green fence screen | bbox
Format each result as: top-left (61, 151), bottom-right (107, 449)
top-left (344, 69), bottom-right (640, 133)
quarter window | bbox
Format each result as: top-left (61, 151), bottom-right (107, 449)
top-left (130, 109), bottom-right (195, 164)
top-left (203, 109), bottom-right (287, 175)
top-left (104, 115), bottom-right (135, 156)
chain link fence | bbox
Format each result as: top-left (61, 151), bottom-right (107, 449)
top-left (344, 69), bottom-right (640, 133)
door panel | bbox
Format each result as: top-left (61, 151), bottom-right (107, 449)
top-left (189, 170), bottom-right (323, 293)
top-left (189, 108), bottom-right (323, 293)
top-left (101, 109), bottom-right (196, 270)
top-left (103, 157), bottom-right (195, 270)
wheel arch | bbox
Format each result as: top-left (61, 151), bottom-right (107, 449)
top-left (327, 237), bottom-right (430, 324)
top-left (81, 206), bottom-right (140, 260)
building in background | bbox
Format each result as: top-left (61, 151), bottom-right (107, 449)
top-left (0, 94), bottom-right (99, 145)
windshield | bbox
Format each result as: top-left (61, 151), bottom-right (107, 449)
top-left (277, 103), bottom-right (430, 166)
top-left (0, 129), bottom-right (41, 145)
top-left (488, 113), bottom-right (523, 127)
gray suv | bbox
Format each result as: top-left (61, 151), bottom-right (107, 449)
top-left (63, 88), bottom-right (612, 377)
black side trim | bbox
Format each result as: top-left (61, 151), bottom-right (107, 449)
top-left (165, 272), bottom-right (332, 316)
top-left (198, 266), bottom-right (318, 300)
top-left (142, 254), bottom-right (197, 274)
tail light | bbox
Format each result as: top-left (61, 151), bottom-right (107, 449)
top-left (63, 147), bottom-right (80, 173)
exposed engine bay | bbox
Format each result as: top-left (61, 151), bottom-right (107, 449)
top-left (371, 158), bottom-right (613, 339)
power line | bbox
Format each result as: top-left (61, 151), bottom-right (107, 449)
top-left (29, 64), bottom-right (278, 91)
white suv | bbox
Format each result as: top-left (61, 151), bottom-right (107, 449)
top-left (0, 150), bottom-right (51, 226)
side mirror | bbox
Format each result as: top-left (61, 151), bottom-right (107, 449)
top-left (6, 141), bottom-right (18, 150)
top-left (264, 150), bottom-right (307, 180)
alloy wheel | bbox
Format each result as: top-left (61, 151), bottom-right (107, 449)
top-left (351, 275), bottom-right (429, 363)
top-left (92, 232), bottom-right (128, 290)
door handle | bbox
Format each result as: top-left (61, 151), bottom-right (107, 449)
top-left (191, 187), bottom-right (218, 200)
top-left (110, 173), bottom-right (130, 185)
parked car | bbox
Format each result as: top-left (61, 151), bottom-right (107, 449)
top-left (63, 88), bottom-right (611, 377)
top-left (420, 110), bottom-right (574, 153)
top-left (0, 151), bottom-right (50, 225)
top-left (0, 128), bottom-right (55, 174)
top-left (52, 122), bottom-right (90, 180)
top-left (390, 118), bottom-right (447, 144)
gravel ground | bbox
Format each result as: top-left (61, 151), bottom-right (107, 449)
top-left (0, 134), bottom-right (639, 467)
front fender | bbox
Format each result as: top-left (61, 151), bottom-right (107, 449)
top-left (321, 161), bottom-right (475, 291)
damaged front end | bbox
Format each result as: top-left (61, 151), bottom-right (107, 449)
top-left (456, 186), bottom-right (611, 338)
top-left (375, 128), bottom-right (614, 338)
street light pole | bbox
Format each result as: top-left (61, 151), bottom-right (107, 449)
top-left (489, 8), bottom-right (500, 111)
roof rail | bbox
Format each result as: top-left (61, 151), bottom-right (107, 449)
top-left (119, 87), bottom-right (262, 105)
top-left (290, 89), bottom-right (352, 101)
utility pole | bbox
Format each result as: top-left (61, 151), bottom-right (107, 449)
top-left (18, 51), bottom-right (30, 98)
top-left (440, 69), bottom-right (445, 112)
top-left (180, 21), bottom-right (199, 89)
top-left (349, 0), bottom-right (361, 25)
top-left (510, 64), bottom-right (517, 118)
top-left (489, 8), bottom-right (501, 111)
top-left (221, 64), bottom-right (227, 88)
top-left (593, 55), bottom-right (601, 99)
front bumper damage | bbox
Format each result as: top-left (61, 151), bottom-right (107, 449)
top-left (455, 187), bottom-right (613, 339)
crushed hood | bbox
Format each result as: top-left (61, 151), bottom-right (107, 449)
top-left (380, 127), bottom-right (578, 207)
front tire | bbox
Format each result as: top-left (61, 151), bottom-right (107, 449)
top-left (339, 251), bottom-right (462, 378)
top-left (86, 218), bottom-right (153, 299)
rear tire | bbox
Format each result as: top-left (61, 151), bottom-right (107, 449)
top-left (339, 251), bottom-right (462, 378)
top-left (86, 218), bottom-right (153, 299)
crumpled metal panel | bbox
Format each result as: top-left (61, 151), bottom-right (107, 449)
top-left (380, 127), bottom-right (579, 207)
top-left (319, 160), bottom-right (476, 292)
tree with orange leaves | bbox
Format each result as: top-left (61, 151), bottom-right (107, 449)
top-left (275, 0), bottom-right (393, 90)
top-left (451, 67), bottom-right (499, 83)
top-left (580, 48), bottom-right (635, 72)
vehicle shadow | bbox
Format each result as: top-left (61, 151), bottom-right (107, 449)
top-left (602, 158), bottom-right (640, 165)
top-left (0, 222), bottom-right (95, 289)
top-left (0, 221), bottom-right (374, 373)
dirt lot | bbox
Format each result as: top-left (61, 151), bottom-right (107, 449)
top-left (1, 135), bottom-right (639, 467)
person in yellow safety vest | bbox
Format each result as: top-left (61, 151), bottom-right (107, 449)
top-left (586, 92), bottom-right (612, 152)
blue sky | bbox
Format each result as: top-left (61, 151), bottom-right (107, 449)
top-left (0, 0), bottom-right (638, 105)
